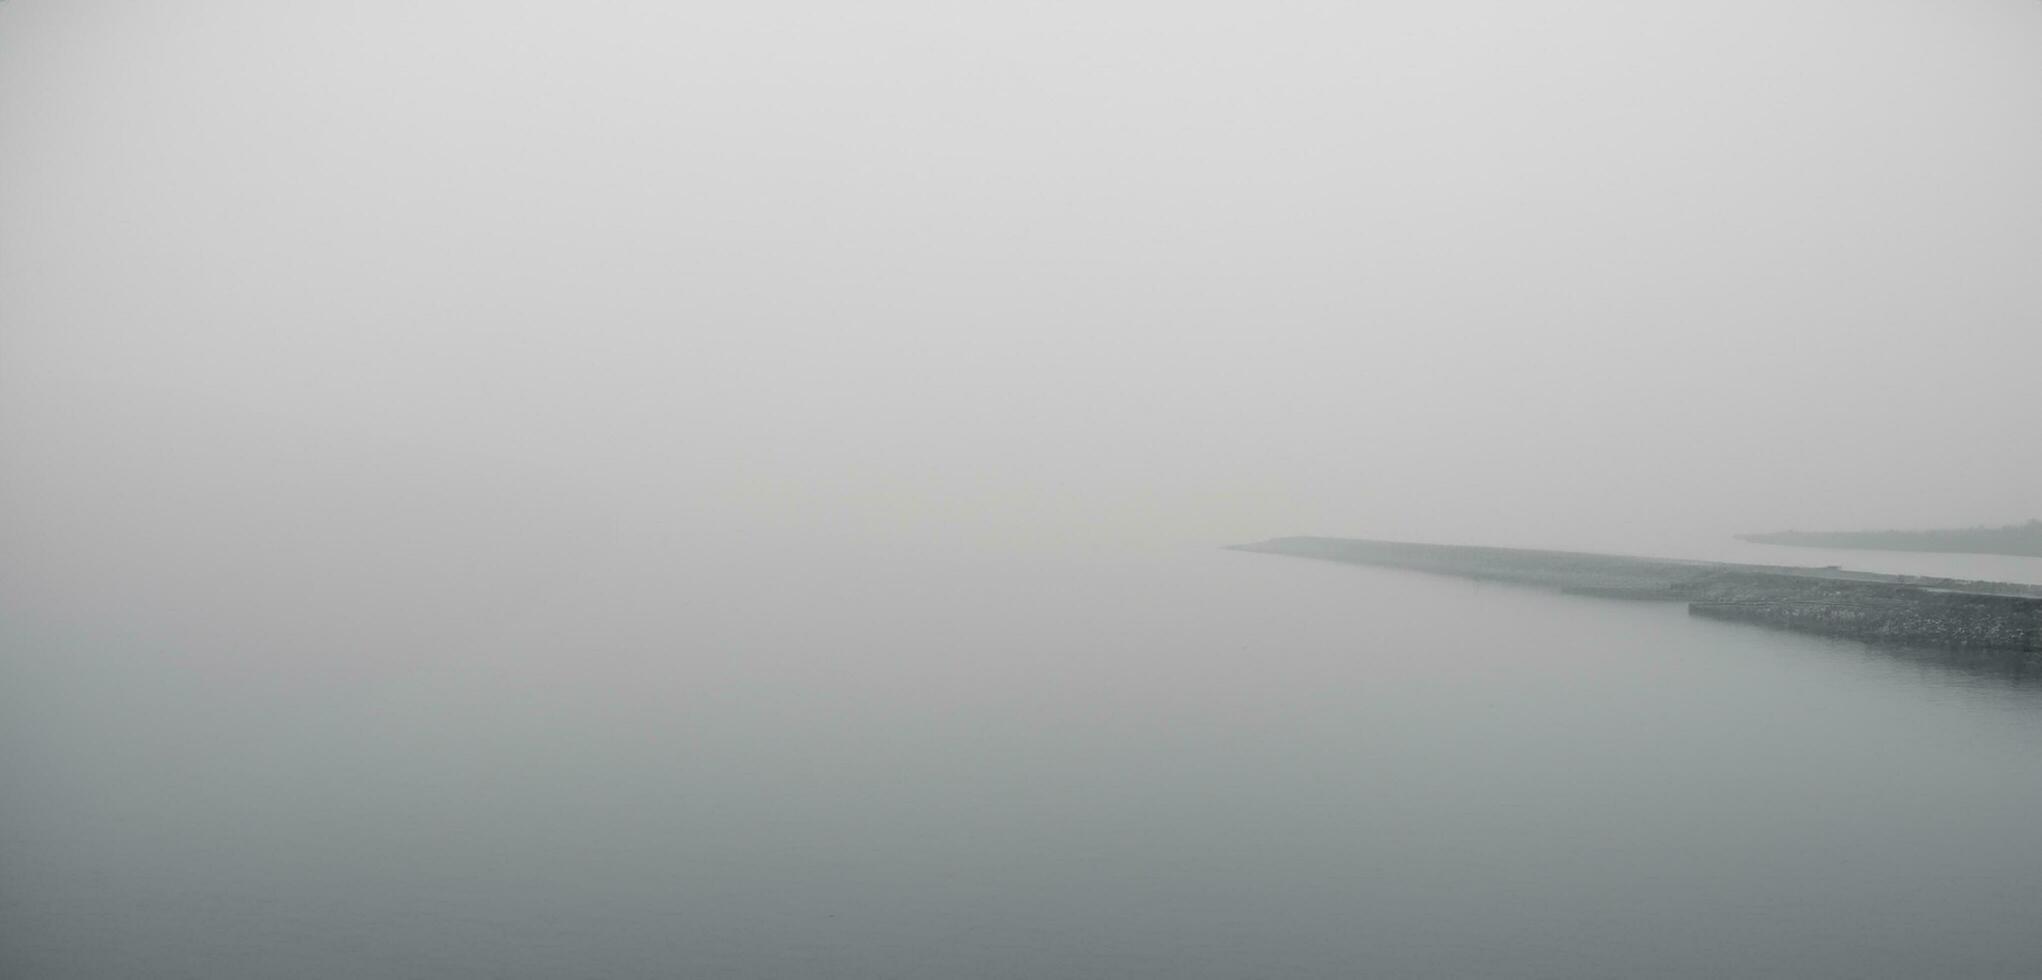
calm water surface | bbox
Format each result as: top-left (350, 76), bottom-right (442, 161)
top-left (4, 545), bottom-right (2040, 979)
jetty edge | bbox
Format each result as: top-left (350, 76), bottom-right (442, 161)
top-left (1228, 536), bottom-right (2042, 653)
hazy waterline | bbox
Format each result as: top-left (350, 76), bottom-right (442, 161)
top-left (4, 544), bottom-right (2041, 979)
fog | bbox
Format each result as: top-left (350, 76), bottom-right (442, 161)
top-left (6, 0), bottom-right (2040, 584)
top-left (7, 5), bottom-right (2042, 977)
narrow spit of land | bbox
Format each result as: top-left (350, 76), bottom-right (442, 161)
top-left (1230, 536), bottom-right (2042, 653)
top-left (1738, 520), bottom-right (2042, 559)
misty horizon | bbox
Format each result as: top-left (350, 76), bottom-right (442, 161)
top-left (6, 1), bottom-right (2040, 574)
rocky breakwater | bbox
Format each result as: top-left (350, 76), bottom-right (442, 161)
top-left (1230, 536), bottom-right (2042, 655)
top-left (1679, 570), bottom-right (2042, 652)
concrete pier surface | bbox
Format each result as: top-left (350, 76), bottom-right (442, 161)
top-left (1230, 536), bottom-right (2042, 653)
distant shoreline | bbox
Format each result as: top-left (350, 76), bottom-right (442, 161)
top-left (1737, 521), bottom-right (2042, 559)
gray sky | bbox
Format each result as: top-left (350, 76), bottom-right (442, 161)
top-left (3, 0), bottom-right (2039, 601)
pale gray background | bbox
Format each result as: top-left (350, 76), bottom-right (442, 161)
top-left (4, 6), bottom-right (2042, 979)
top-left (4, 0), bottom-right (2038, 588)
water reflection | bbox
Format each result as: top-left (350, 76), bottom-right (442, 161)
top-left (5, 546), bottom-right (2042, 979)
